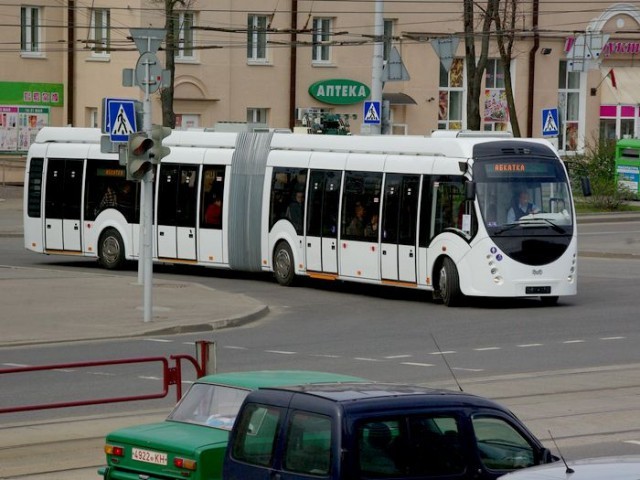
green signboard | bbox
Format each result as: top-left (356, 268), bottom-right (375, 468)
top-left (308, 79), bottom-right (370, 105)
top-left (0, 82), bottom-right (64, 107)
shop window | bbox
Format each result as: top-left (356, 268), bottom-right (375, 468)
top-left (438, 58), bottom-right (464, 130)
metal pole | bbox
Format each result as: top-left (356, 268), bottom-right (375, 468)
top-left (370, 0), bottom-right (384, 135)
top-left (142, 37), bottom-right (154, 323)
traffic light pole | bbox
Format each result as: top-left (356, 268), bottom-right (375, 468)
top-left (141, 37), bottom-right (154, 323)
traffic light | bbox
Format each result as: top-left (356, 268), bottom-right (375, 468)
top-left (126, 132), bottom-right (153, 180)
top-left (149, 124), bottom-right (171, 164)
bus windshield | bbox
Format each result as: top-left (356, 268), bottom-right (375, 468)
top-left (473, 157), bottom-right (573, 235)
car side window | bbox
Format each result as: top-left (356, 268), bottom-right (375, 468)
top-left (472, 415), bottom-right (535, 471)
top-left (231, 403), bottom-right (282, 467)
top-left (358, 415), bottom-right (465, 477)
top-left (284, 411), bottom-right (332, 476)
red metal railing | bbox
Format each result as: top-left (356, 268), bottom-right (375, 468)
top-left (0, 340), bottom-right (214, 414)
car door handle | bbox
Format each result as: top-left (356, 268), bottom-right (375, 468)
top-left (159, 231), bottom-right (165, 236)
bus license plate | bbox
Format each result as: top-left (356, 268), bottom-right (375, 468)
top-left (526, 286), bottom-right (551, 294)
top-left (132, 447), bottom-right (168, 465)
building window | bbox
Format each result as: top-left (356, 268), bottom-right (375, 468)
top-left (21, 6), bottom-right (41, 54)
top-left (247, 14), bottom-right (269, 62)
top-left (438, 58), bottom-right (464, 130)
top-left (558, 60), bottom-right (581, 152)
top-left (484, 59), bottom-right (509, 131)
top-left (86, 107), bottom-right (99, 128)
top-left (312, 18), bottom-right (332, 63)
top-left (247, 108), bottom-right (268, 124)
top-left (599, 105), bottom-right (637, 141)
top-left (175, 11), bottom-right (195, 60)
top-left (91, 8), bottom-right (110, 56)
top-left (383, 19), bottom-right (394, 62)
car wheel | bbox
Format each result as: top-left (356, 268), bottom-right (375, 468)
top-left (273, 241), bottom-right (296, 286)
top-left (438, 257), bottom-right (463, 307)
top-left (99, 228), bottom-right (125, 270)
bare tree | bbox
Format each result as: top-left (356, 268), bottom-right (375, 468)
top-left (493, 0), bottom-right (522, 136)
top-left (463, 0), bottom-right (498, 130)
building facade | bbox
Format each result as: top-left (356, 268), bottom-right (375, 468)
top-left (2, 1), bottom-right (640, 164)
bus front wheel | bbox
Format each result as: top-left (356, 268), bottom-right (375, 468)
top-left (99, 228), bottom-right (125, 270)
top-left (438, 257), bottom-right (463, 307)
top-left (273, 241), bottom-right (296, 286)
top-left (540, 296), bottom-right (559, 306)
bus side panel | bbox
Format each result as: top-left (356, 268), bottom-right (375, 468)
top-left (263, 150), bottom-right (311, 274)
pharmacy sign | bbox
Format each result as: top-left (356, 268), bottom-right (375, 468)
top-left (309, 79), bottom-right (370, 105)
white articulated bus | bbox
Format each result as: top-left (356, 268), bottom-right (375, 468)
top-left (24, 128), bottom-right (578, 306)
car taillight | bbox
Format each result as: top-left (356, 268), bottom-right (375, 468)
top-left (105, 444), bottom-right (125, 457)
top-left (174, 457), bottom-right (197, 471)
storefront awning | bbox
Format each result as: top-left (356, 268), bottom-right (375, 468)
top-left (600, 67), bottom-right (640, 105)
top-left (382, 92), bottom-right (417, 105)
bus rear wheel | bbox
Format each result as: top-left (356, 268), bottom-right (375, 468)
top-left (273, 241), bottom-right (296, 286)
top-left (438, 257), bottom-right (463, 307)
top-left (99, 228), bottom-right (125, 270)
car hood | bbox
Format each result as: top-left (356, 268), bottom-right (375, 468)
top-left (107, 420), bottom-right (229, 454)
top-left (498, 456), bottom-right (640, 480)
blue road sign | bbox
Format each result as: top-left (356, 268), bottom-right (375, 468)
top-left (541, 108), bottom-right (559, 137)
top-left (105, 99), bottom-right (137, 142)
top-left (363, 101), bottom-right (381, 125)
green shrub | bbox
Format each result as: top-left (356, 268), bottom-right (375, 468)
top-left (564, 138), bottom-right (629, 210)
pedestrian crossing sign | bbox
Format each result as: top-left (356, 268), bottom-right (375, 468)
top-left (105, 98), bottom-right (137, 142)
top-left (363, 101), bottom-right (381, 125)
top-left (541, 108), bottom-right (559, 137)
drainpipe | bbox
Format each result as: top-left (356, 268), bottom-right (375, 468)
top-left (526, 0), bottom-right (539, 137)
top-left (289, 0), bottom-right (298, 130)
top-left (67, 0), bottom-right (75, 126)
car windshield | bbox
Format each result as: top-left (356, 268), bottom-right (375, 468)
top-left (167, 383), bottom-right (250, 430)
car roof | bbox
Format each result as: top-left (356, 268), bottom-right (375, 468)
top-left (195, 370), bottom-right (367, 390)
top-left (499, 456), bottom-right (640, 479)
top-left (259, 382), bottom-right (501, 408)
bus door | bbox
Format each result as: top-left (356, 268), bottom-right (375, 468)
top-left (44, 158), bottom-right (83, 251)
top-left (198, 165), bottom-right (226, 264)
top-left (305, 170), bottom-right (341, 273)
top-left (339, 171), bottom-right (383, 280)
top-left (380, 174), bottom-right (419, 283)
top-left (157, 163), bottom-right (199, 260)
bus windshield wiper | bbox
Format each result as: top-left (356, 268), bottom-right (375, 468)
top-left (531, 217), bottom-right (566, 233)
top-left (493, 223), bottom-right (520, 234)
top-left (493, 218), bottom-right (565, 235)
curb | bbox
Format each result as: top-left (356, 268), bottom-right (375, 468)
top-left (0, 305), bottom-right (270, 348)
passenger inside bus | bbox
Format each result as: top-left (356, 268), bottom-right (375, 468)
top-left (95, 182), bottom-right (132, 216)
top-left (346, 202), bottom-right (366, 236)
top-left (205, 195), bottom-right (222, 227)
top-left (365, 213), bottom-right (379, 238)
top-left (286, 190), bottom-right (304, 233)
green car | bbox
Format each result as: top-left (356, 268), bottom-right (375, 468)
top-left (98, 370), bottom-right (365, 480)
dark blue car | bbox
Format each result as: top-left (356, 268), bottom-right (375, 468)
top-left (223, 382), bottom-right (556, 480)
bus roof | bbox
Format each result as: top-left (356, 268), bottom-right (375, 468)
top-left (32, 127), bottom-right (557, 160)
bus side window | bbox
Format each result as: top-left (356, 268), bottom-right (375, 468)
top-left (269, 167), bottom-right (307, 233)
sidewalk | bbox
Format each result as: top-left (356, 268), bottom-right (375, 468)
top-left (0, 185), bottom-right (268, 347)
top-left (1, 184), bottom-right (639, 346)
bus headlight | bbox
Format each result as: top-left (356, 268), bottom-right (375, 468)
top-left (493, 275), bottom-right (503, 285)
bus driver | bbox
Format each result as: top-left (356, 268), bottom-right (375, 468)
top-left (507, 189), bottom-right (539, 223)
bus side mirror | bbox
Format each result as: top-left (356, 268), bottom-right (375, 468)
top-left (465, 181), bottom-right (476, 201)
top-left (580, 177), bottom-right (592, 197)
